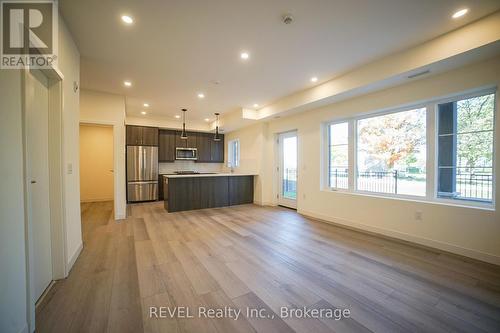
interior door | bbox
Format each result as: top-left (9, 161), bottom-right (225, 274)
top-left (278, 131), bottom-right (298, 209)
top-left (26, 69), bottom-right (52, 302)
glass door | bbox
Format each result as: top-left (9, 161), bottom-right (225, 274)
top-left (278, 131), bottom-right (298, 208)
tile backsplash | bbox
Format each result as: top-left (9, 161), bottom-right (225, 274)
top-left (159, 161), bottom-right (224, 174)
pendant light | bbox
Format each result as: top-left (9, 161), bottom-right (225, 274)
top-left (214, 112), bottom-right (221, 141)
top-left (180, 108), bottom-right (188, 139)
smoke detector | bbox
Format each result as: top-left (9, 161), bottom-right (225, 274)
top-left (282, 14), bottom-right (293, 24)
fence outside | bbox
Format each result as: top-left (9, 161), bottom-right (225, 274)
top-left (283, 168), bottom-right (297, 199)
top-left (329, 168), bottom-right (493, 201)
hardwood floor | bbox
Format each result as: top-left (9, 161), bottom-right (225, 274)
top-left (37, 201), bottom-right (500, 332)
top-left (36, 201), bottom-right (143, 333)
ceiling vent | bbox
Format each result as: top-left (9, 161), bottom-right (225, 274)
top-left (407, 69), bottom-right (430, 79)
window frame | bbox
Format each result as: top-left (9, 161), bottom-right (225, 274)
top-left (327, 120), bottom-right (350, 191)
top-left (433, 89), bottom-right (496, 208)
top-left (227, 138), bottom-right (240, 168)
top-left (322, 86), bottom-right (496, 209)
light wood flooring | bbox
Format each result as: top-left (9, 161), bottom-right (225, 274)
top-left (36, 201), bottom-right (500, 332)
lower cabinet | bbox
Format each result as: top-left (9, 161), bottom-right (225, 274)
top-left (229, 176), bottom-right (254, 205)
top-left (165, 176), bottom-right (253, 212)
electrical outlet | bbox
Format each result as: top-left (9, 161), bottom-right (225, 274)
top-left (414, 211), bottom-right (423, 221)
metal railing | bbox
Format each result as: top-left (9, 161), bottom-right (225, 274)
top-left (455, 171), bottom-right (493, 201)
top-left (329, 167), bottom-right (493, 201)
top-left (357, 170), bottom-right (399, 194)
top-left (283, 168), bottom-right (297, 198)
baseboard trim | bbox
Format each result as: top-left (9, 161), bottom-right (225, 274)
top-left (80, 198), bottom-right (114, 203)
top-left (254, 200), bottom-right (276, 206)
top-left (67, 242), bottom-right (83, 274)
top-left (298, 209), bottom-right (500, 266)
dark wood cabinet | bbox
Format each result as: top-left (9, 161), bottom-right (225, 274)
top-left (126, 125), bottom-right (158, 146)
top-left (158, 175), bottom-right (165, 200)
top-left (196, 132), bottom-right (212, 162)
top-left (175, 131), bottom-right (197, 148)
top-left (186, 132), bottom-right (197, 148)
top-left (210, 134), bottom-right (224, 163)
top-left (165, 175), bottom-right (252, 212)
top-left (142, 127), bottom-right (158, 146)
top-left (155, 129), bottom-right (224, 163)
top-left (229, 176), bottom-right (254, 205)
top-left (126, 125), bottom-right (142, 145)
top-left (158, 130), bottom-right (176, 162)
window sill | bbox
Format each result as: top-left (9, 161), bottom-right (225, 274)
top-left (321, 187), bottom-right (495, 211)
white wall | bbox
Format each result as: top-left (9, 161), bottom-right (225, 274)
top-left (58, 16), bottom-right (83, 270)
top-left (0, 15), bottom-right (82, 332)
top-left (0, 70), bottom-right (29, 333)
top-left (223, 122), bottom-right (269, 204)
top-left (229, 56), bottom-right (500, 265)
top-left (80, 89), bottom-right (127, 219)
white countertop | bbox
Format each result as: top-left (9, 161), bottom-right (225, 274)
top-left (163, 173), bottom-right (256, 178)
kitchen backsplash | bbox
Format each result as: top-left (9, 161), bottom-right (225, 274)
top-left (159, 161), bottom-right (224, 174)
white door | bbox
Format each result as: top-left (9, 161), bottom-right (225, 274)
top-left (26, 69), bottom-right (52, 302)
top-left (278, 131), bottom-right (298, 209)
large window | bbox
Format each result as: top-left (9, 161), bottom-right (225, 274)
top-left (357, 108), bottom-right (427, 196)
top-left (328, 122), bottom-right (349, 189)
top-left (324, 88), bottom-right (495, 207)
top-left (437, 93), bottom-right (495, 202)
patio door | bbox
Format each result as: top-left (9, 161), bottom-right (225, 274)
top-left (278, 131), bottom-right (297, 208)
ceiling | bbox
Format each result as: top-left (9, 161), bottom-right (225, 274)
top-left (60, 0), bottom-right (500, 123)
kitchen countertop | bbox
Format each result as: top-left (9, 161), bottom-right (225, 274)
top-left (163, 173), bottom-right (256, 178)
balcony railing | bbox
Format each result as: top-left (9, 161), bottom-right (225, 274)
top-left (329, 168), bottom-right (492, 201)
top-left (283, 168), bottom-right (297, 199)
top-left (454, 174), bottom-right (492, 201)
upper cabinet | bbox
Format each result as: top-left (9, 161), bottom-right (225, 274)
top-left (126, 125), bottom-right (158, 146)
top-left (174, 131), bottom-right (197, 149)
top-left (158, 130), bottom-right (176, 162)
top-left (196, 132), bottom-right (212, 162)
top-left (136, 128), bottom-right (225, 163)
top-left (210, 134), bottom-right (224, 163)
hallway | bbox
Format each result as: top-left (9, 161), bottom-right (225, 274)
top-left (35, 202), bottom-right (143, 332)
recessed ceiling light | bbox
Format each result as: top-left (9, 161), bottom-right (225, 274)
top-left (141, 111), bottom-right (147, 115)
top-left (452, 8), bottom-right (468, 19)
top-left (121, 15), bottom-right (134, 24)
top-left (175, 115), bottom-right (181, 119)
top-left (198, 93), bottom-right (205, 98)
top-left (204, 118), bottom-right (210, 122)
top-left (143, 103), bottom-right (149, 107)
top-left (310, 77), bottom-right (318, 83)
top-left (253, 103), bottom-right (259, 108)
top-left (123, 80), bottom-right (132, 87)
top-left (240, 52), bottom-right (249, 60)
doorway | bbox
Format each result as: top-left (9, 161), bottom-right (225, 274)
top-left (278, 131), bottom-right (298, 209)
top-left (79, 124), bottom-right (114, 203)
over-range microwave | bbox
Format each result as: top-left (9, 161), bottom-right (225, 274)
top-left (176, 147), bottom-right (198, 160)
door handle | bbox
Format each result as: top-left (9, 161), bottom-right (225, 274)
top-left (109, 170), bottom-right (114, 172)
top-left (30, 180), bottom-right (37, 184)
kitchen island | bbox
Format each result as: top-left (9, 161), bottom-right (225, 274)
top-left (163, 174), bottom-right (254, 212)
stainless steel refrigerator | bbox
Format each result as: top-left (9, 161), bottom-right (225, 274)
top-left (127, 146), bottom-right (158, 202)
